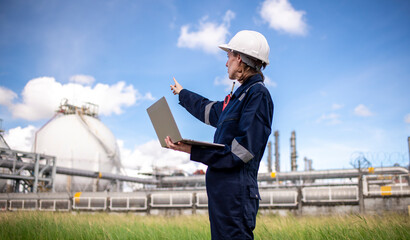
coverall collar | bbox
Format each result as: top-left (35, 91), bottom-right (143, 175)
top-left (232, 74), bottom-right (263, 99)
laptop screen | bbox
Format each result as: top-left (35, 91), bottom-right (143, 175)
top-left (146, 97), bottom-right (183, 147)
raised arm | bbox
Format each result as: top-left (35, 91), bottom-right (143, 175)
top-left (170, 77), bottom-right (183, 95)
top-left (171, 77), bottom-right (223, 128)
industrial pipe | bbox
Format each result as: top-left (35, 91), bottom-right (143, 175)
top-left (257, 167), bottom-right (409, 182)
top-left (0, 159), bottom-right (159, 184)
top-left (1, 159), bottom-right (408, 186)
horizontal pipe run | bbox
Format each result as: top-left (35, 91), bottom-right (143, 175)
top-left (0, 159), bottom-right (159, 185)
top-left (257, 167), bottom-right (409, 182)
top-left (161, 167), bottom-right (409, 185)
top-left (0, 173), bottom-right (50, 182)
top-left (1, 158), bottom-right (408, 186)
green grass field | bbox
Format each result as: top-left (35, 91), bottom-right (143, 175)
top-left (0, 212), bottom-right (409, 240)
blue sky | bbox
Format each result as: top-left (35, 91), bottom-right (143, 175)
top-left (1, 0), bottom-right (409, 173)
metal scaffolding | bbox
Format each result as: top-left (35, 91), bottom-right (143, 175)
top-left (0, 148), bottom-right (57, 193)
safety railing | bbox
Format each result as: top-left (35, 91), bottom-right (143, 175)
top-left (9, 199), bottom-right (38, 211)
top-left (151, 193), bottom-right (193, 207)
top-left (302, 186), bottom-right (358, 203)
top-left (109, 197), bottom-right (147, 211)
top-left (0, 200), bottom-right (7, 211)
top-left (39, 199), bottom-right (70, 211)
top-left (196, 192), bottom-right (208, 207)
top-left (366, 174), bottom-right (410, 196)
top-left (259, 190), bottom-right (298, 207)
top-left (73, 197), bottom-right (107, 210)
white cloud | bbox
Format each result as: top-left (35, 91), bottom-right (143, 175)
top-left (69, 75), bottom-right (95, 85)
top-left (142, 92), bottom-right (155, 101)
top-left (264, 76), bottom-right (277, 88)
top-left (118, 139), bottom-right (206, 174)
top-left (214, 74), bottom-right (276, 91)
top-left (3, 76), bottom-right (154, 121)
top-left (0, 86), bottom-right (17, 106)
top-left (260, 0), bottom-right (308, 35)
top-left (354, 104), bottom-right (373, 117)
top-left (331, 103), bottom-right (344, 110)
top-left (214, 75), bottom-right (237, 91)
top-left (223, 10), bottom-right (235, 24)
top-left (3, 125), bottom-right (37, 152)
top-left (316, 113), bottom-right (342, 125)
top-left (405, 113), bottom-right (410, 124)
top-left (177, 10), bottom-right (235, 54)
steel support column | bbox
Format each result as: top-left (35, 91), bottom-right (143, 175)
top-left (33, 154), bottom-right (40, 193)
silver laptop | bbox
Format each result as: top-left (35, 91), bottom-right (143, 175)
top-left (147, 97), bottom-right (224, 148)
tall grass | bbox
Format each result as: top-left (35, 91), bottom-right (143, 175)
top-left (0, 212), bottom-right (409, 240)
top-left (256, 213), bottom-right (410, 240)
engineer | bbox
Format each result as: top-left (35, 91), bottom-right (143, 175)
top-left (165, 30), bottom-right (274, 240)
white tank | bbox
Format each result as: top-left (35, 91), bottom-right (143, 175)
top-left (34, 101), bottom-right (121, 192)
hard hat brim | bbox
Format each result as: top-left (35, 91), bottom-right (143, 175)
top-left (218, 43), bottom-right (269, 65)
top-left (218, 44), bottom-right (231, 53)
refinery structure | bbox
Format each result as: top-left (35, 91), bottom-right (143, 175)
top-left (0, 102), bottom-right (409, 215)
top-left (33, 99), bottom-right (122, 192)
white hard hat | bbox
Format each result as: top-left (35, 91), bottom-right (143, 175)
top-left (219, 30), bottom-right (270, 65)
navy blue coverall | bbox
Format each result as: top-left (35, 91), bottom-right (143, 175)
top-left (178, 74), bottom-right (274, 239)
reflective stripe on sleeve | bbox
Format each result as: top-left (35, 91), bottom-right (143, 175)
top-left (238, 82), bottom-right (265, 101)
top-left (238, 93), bottom-right (246, 101)
top-left (232, 139), bottom-right (254, 163)
top-left (204, 101), bottom-right (217, 125)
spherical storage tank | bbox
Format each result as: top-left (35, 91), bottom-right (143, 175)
top-left (34, 101), bottom-right (121, 192)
